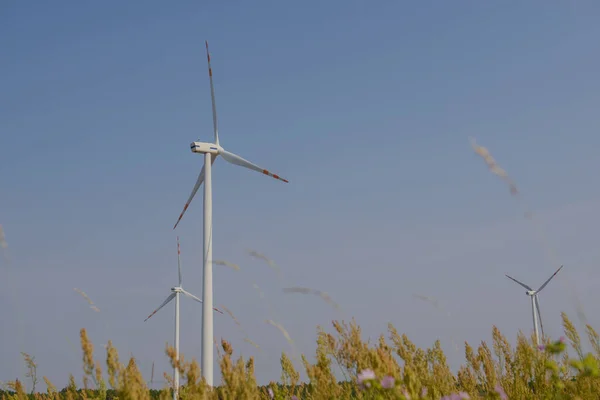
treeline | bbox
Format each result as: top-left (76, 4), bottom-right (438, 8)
top-left (0, 389), bottom-right (162, 400)
top-left (0, 384), bottom-right (351, 399)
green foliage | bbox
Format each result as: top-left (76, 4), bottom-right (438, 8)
top-left (3, 312), bottom-right (600, 399)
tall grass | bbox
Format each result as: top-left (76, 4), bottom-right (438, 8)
top-left (2, 312), bottom-right (599, 399)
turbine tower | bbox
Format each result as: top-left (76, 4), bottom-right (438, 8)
top-left (172, 41), bottom-right (289, 386)
top-left (505, 265), bottom-right (563, 345)
top-left (144, 237), bottom-right (223, 399)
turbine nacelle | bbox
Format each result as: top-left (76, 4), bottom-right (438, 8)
top-left (190, 142), bottom-right (220, 155)
top-left (171, 286), bottom-right (183, 293)
top-left (526, 290), bottom-right (536, 296)
top-left (174, 140), bottom-right (289, 230)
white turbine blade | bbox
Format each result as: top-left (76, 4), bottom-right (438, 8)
top-left (205, 41), bottom-right (219, 145)
top-left (177, 236), bottom-right (182, 286)
top-left (505, 274), bottom-right (533, 291)
top-left (181, 289), bottom-right (202, 303)
top-left (144, 292), bottom-right (176, 322)
top-left (181, 289), bottom-right (224, 314)
top-left (173, 166), bottom-right (205, 230)
top-left (537, 265), bottom-right (563, 292)
top-left (535, 295), bottom-right (545, 338)
top-left (173, 155), bottom-right (217, 230)
top-left (219, 149), bottom-right (289, 183)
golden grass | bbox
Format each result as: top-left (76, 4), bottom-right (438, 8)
top-left (3, 312), bottom-right (600, 399)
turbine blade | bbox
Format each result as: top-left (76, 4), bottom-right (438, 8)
top-left (173, 155), bottom-right (217, 230)
top-left (181, 289), bottom-right (202, 303)
top-left (505, 274), bottom-right (533, 291)
top-left (177, 236), bottom-right (182, 286)
top-left (144, 292), bottom-right (176, 322)
top-left (181, 289), bottom-right (224, 314)
top-left (537, 265), bottom-right (563, 292)
top-left (535, 295), bottom-right (544, 339)
top-left (219, 149), bottom-right (288, 183)
top-left (173, 166), bottom-right (205, 230)
top-left (205, 41), bottom-right (219, 145)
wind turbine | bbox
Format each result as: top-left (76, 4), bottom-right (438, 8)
top-left (505, 265), bottom-right (563, 345)
top-left (144, 237), bottom-right (223, 399)
top-left (172, 41), bottom-right (289, 386)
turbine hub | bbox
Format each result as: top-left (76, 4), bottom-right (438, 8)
top-left (191, 141), bottom-right (220, 155)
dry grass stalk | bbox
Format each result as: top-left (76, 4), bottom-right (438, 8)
top-left (413, 293), bottom-right (441, 309)
top-left (243, 338), bottom-right (261, 350)
top-left (74, 288), bottom-right (100, 312)
top-left (221, 305), bottom-right (241, 328)
top-left (413, 293), bottom-right (452, 318)
top-left (265, 319), bottom-right (295, 350)
top-left (283, 286), bottom-right (341, 311)
top-left (220, 305), bottom-right (261, 351)
top-left (247, 249), bottom-right (278, 272)
top-left (213, 259), bottom-right (241, 271)
top-left (470, 137), bottom-right (518, 196)
top-left (42, 376), bottom-right (56, 397)
top-left (20, 352), bottom-right (38, 394)
top-left (247, 249), bottom-right (285, 308)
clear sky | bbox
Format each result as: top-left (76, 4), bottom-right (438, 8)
top-left (2, 0), bottom-right (600, 389)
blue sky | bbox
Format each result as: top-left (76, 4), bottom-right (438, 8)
top-left (2, 0), bottom-right (600, 388)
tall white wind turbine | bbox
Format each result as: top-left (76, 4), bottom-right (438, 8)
top-left (144, 237), bottom-right (223, 399)
top-left (505, 265), bottom-right (563, 345)
top-left (172, 41), bottom-right (289, 386)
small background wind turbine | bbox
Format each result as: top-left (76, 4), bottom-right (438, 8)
top-left (172, 41), bottom-right (289, 386)
top-left (505, 265), bottom-right (563, 345)
top-left (144, 237), bottom-right (223, 399)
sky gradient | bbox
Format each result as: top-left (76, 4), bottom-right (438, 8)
top-left (2, 0), bottom-right (600, 388)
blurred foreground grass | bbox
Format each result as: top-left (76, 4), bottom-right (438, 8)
top-left (2, 312), bottom-right (600, 399)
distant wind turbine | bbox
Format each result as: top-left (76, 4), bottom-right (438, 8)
top-left (505, 265), bottom-right (563, 345)
top-left (171, 41), bottom-right (289, 386)
top-left (144, 237), bottom-right (223, 399)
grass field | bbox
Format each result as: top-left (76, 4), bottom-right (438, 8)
top-left (1, 311), bottom-right (599, 399)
